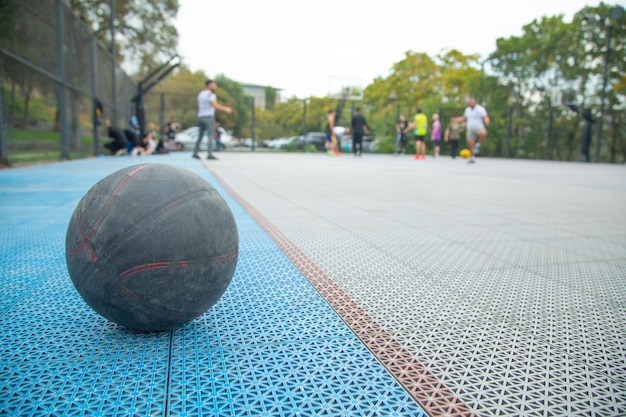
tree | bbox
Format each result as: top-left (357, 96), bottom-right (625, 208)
top-left (489, 4), bottom-right (625, 162)
top-left (68, 0), bottom-right (179, 73)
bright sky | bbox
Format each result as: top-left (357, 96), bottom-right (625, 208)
top-left (175, 0), bottom-right (605, 99)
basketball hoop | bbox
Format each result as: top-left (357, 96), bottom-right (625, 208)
top-left (328, 76), bottom-right (364, 101)
top-left (550, 87), bottom-right (562, 107)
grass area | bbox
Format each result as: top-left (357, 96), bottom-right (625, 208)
top-left (7, 128), bottom-right (61, 142)
top-left (4, 128), bottom-right (97, 166)
top-left (7, 150), bottom-right (94, 165)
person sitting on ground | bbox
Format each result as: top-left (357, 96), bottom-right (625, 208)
top-left (123, 128), bottom-right (140, 154)
top-left (135, 130), bottom-right (157, 155)
top-left (159, 116), bottom-right (183, 152)
top-left (104, 119), bottom-right (129, 155)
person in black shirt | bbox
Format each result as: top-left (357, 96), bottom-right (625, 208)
top-left (350, 107), bottom-right (369, 157)
top-left (165, 116), bottom-right (180, 141)
top-left (395, 114), bottom-right (409, 156)
top-left (104, 120), bottom-right (129, 155)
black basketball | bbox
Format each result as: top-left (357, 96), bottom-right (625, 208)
top-left (65, 163), bottom-right (238, 331)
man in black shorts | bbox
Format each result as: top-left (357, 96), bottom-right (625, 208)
top-left (350, 107), bottom-right (369, 157)
top-left (395, 114), bottom-right (408, 156)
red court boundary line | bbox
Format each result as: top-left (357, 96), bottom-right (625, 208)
top-left (206, 164), bottom-right (476, 417)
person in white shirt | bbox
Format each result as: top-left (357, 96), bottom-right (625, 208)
top-left (459, 96), bottom-right (489, 164)
top-left (193, 79), bottom-right (232, 160)
top-left (134, 130), bottom-right (156, 155)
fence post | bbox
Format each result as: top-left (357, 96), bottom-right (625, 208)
top-left (250, 97), bottom-right (255, 152)
top-left (545, 104), bottom-right (553, 160)
top-left (0, 63), bottom-right (9, 166)
top-left (110, 0), bottom-right (117, 125)
top-left (159, 93), bottom-right (165, 141)
top-left (55, 0), bottom-right (70, 160)
top-left (91, 37), bottom-right (99, 156)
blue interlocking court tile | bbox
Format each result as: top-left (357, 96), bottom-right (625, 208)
top-left (0, 156), bottom-right (427, 416)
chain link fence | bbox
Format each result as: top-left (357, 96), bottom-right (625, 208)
top-left (0, 0), bottom-right (136, 166)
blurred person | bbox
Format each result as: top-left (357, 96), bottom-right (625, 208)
top-left (444, 116), bottom-right (465, 159)
top-left (458, 96), bottom-right (489, 164)
top-left (193, 79), bottom-right (232, 160)
top-left (350, 107), bottom-right (370, 157)
top-left (215, 122), bottom-right (223, 151)
top-left (395, 114), bottom-right (409, 156)
top-left (325, 109), bottom-right (339, 156)
top-left (123, 128), bottom-right (140, 154)
top-left (405, 108), bottom-right (428, 160)
top-left (104, 119), bottom-right (129, 155)
top-left (136, 130), bottom-right (157, 155)
top-left (164, 116), bottom-right (181, 142)
top-left (430, 113), bottom-right (442, 158)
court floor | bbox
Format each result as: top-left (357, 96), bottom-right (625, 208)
top-left (1, 151), bottom-right (625, 416)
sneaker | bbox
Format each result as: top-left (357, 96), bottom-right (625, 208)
top-left (468, 158), bottom-right (476, 164)
top-left (192, 153), bottom-right (200, 159)
top-left (420, 155), bottom-right (426, 160)
top-left (207, 155), bottom-right (218, 160)
top-left (474, 143), bottom-right (480, 154)
top-left (414, 155), bottom-right (420, 160)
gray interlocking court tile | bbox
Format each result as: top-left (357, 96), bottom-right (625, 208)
top-left (208, 152), bottom-right (626, 417)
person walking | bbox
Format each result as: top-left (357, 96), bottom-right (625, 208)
top-left (395, 114), bottom-right (409, 156)
top-left (325, 109), bottom-right (340, 156)
top-left (430, 113), bottom-right (442, 158)
top-left (458, 96), bottom-right (489, 164)
top-left (193, 79), bottom-right (232, 160)
top-left (350, 107), bottom-right (369, 157)
top-left (444, 116), bottom-right (465, 158)
top-left (405, 108), bottom-right (428, 160)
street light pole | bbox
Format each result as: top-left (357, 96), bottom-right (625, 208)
top-left (595, 24), bottom-right (612, 162)
top-left (250, 97), bottom-right (255, 152)
top-left (302, 99), bottom-right (307, 138)
top-left (587, 6), bottom-right (624, 162)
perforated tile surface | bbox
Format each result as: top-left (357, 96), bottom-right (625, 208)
top-left (0, 156), bottom-right (427, 417)
top-left (206, 153), bottom-right (626, 417)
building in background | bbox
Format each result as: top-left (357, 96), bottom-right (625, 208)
top-left (241, 84), bottom-right (282, 109)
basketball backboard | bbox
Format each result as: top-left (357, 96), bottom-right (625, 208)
top-left (550, 86), bottom-right (563, 107)
top-left (328, 76), bottom-right (364, 101)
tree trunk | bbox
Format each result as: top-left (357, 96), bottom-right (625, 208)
top-left (609, 110), bottom-right (617, 163)
top-left (69, 91), bottom-right (80, 150)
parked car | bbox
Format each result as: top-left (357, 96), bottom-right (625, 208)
top-left (298, 132), bottom-right (327, 151)
top-left (340, 135), bottom-right (379, 153)
top-left (175, 126), bottom-right (235, 151)
top-left (278, 136), bottom-right (301, 149)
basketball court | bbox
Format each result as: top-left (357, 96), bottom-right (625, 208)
top-left (1, 151), bottom-right (625, 417)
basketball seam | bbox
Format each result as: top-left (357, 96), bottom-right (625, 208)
top-left (69, 187), bottom-right (222, 288)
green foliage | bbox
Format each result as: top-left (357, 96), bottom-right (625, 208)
top-left (304, 144), bottom-right (319, 153)
top-left (4, 1), bottom-right (625, 164)
top-left (68, 0), bottom-right (179, 72)
top-left (281, 142), bottom-right (300, 152)
top-left (7, 128), bottom-right (61, 142)
top-left (373, 136), bottom-right (396, 154)
top-left (264, 87), bottom-right (277, 110)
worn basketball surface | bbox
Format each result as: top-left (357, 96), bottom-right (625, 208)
top-left (65, 163), bottom-right (238, 331)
